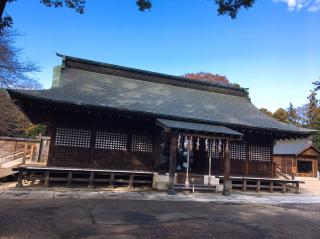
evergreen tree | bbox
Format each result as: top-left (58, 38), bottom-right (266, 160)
top-left (305, 90), bottom-right (320, 149)
top-left (287, 102), bottom-right (300, 126)
top-left (306, 91), bottom-right (319, 127)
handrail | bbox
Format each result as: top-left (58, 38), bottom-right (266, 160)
top-left (0, 149), bottom-right (32, 166)
top-left (1, 150), bottom-right (25, 160)
top-left (275, 165), bottom-right (294, 180)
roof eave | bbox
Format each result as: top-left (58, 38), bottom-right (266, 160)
top-left (8, 89), bottom-right (315, 137)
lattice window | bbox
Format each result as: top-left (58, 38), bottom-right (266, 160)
top-left (55, 128), bottom-right (91, 148)
top-left (95, 131), bottom-right (127, 151)
top-left (249, 145), bottom-right (271, 161)
top-left (230, 142), bottom-right (246, 160)
top-left (208, 139), bottom-right (224, 159)
top-left (131, 135), bottom-right (153, 153)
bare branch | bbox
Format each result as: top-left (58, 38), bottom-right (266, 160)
top-left (0, 29), bottom-right (42, 89)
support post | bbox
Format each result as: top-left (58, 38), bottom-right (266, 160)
top-left (67, 171), bottom-right (72, 187)
top-left (245, 143), bottom-right (249, 175)
top-left (128, 174), bottom-right (134, 189)
top-left (88, 172), bottom-right (94, 189)
top-left (168, 133), bottom-right (178, 194)
top-left (44, 171), bottom-right (50, 187)
top-left (282, 182), bottom-right (286, 193)
top-left (29, 144), bottom-right (35, 163)
top-left (185, 136), bottom-right (190, 188)
top-left (223, 140), bottom-right (231, 196)
top-left (109, 173), bottom-right (114, 187)
top-left (208, 139), bottom-right (212, 185)
top-left (242, 179), bottom-right (247, 192)
top-left (16, 170), bottom-right (23, 188)
top-left (256, 179), bottom-right (261, 192)
top-left (295, 182), bottom-right (300, 194)
top-left (23, 143), bottom-right (28, 164)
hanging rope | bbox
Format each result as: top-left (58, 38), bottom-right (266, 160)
top-left (205, 138), bottom-right (209, 152)
top-left (189, 136), bottom-right (193, 151)
top-left (196, 137), bottom-right (200, 150)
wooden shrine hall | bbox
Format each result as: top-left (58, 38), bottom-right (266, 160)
top-left (7, 54), bottom-right (315, 194)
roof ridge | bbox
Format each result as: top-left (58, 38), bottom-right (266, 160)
top-left (56, 53), bottom-right (249, 97)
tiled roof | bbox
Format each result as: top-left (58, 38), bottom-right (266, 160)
top-left (273, 139), bottom-right (318, 155)
top-left (8, 55), bottom-right (315, 135)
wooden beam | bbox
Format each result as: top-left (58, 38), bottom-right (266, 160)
top-left (168, 133), bottom-right (178, 194)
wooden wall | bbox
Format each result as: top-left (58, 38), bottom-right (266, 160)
top-left (47, 115), bottom-right (160, 171)
top-left (273, 147), bottom-right (319, 178)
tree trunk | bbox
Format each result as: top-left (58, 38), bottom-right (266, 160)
top-left (0, 0), bottom-right (8, 19)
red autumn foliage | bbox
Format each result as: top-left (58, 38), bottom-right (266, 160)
top-left (183, 72), bottom-right (230, 86)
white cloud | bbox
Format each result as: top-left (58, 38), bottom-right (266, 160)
top-left (273, 0), bottom-right (320, 12)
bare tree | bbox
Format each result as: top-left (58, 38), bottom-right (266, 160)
top-left (0, 29), bottom-right (41, 89)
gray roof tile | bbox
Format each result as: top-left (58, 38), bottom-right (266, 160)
top-left (10, 67), bottom-right (314, 135)
top-left (273, 139), bottom-right (315, 155)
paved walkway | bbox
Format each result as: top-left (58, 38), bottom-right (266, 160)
top-left (1, 188), bottom-right (320, 204)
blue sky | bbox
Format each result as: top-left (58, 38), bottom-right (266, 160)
top-left (5, 0), bottom-right (320, 112)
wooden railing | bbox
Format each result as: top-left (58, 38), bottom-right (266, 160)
top-left (211, 158), bottom-right (275, 178)
top-left (0, 148), bottom-right (33, 168)
top-left (275, 165), bottom-right (294, 180)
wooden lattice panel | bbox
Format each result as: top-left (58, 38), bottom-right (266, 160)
top-left (209, 139), bottom-right (224, 159)
top-left (95, 131), bottom-right (127, 151)
top-left (230, 142), bottom-right (246, 160)
top-left (249, 145), bottom-right (271, 162)
top-left (131, 135), bottom-right (153, 153)
top-left (55, 128), bottom-right (91, 148)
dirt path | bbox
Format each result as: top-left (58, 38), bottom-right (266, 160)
top-left (0, 199), bottom-right (319, 239)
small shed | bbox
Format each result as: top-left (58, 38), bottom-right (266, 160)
top-left (273, 139), bottom-right (320, 177)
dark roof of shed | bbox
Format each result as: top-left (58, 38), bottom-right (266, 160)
top-left (8, 54), bottom-right (315, 135)
top-left (273, 139), bottom-right (319, 155)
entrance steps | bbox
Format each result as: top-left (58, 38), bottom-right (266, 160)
top-left (175, 183), bottom-right (222, 193)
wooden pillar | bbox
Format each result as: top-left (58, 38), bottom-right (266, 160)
top-left (88, 171), bottom-right (94, 189)
top-left (185, 136), bottom-right (190, 188)
top-left (168, 133), bottom-right (178, 194)
top-left (29, 144), bottom-right (35, 163)
top-left (282, 182), bottom-right (286, 193)
top-left (295, 182), bottom-right (300, 194)
top-left (23, 143), bottom-right (28, 164)
top-left (109, 173), bottom-right (114, 187)
top-left (44, 171), bottom-right (50, 187)
top-left (67, 171), bottom-right (72, 187)
top-left (16, 170), bottom-right (23, 188)
top-left (245, 143), bottom-right (249, 176)
top-left (128, 174), bottom-right (134, 189)
top-left (153, 130), bottom-right (161, 170)
top-left (46, 121), bottom-right (57, 166)
top-left (242, 179), bottom-right (247, 192)
top-left (256, 179), bottom-right (261, 192)
top-left (208, 139), bottom-right (212, 185)
top-left (223, 140), bottom-right (231, 196)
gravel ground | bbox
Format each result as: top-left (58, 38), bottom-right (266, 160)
top-left (0, 199), bottom-right (319, 239)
